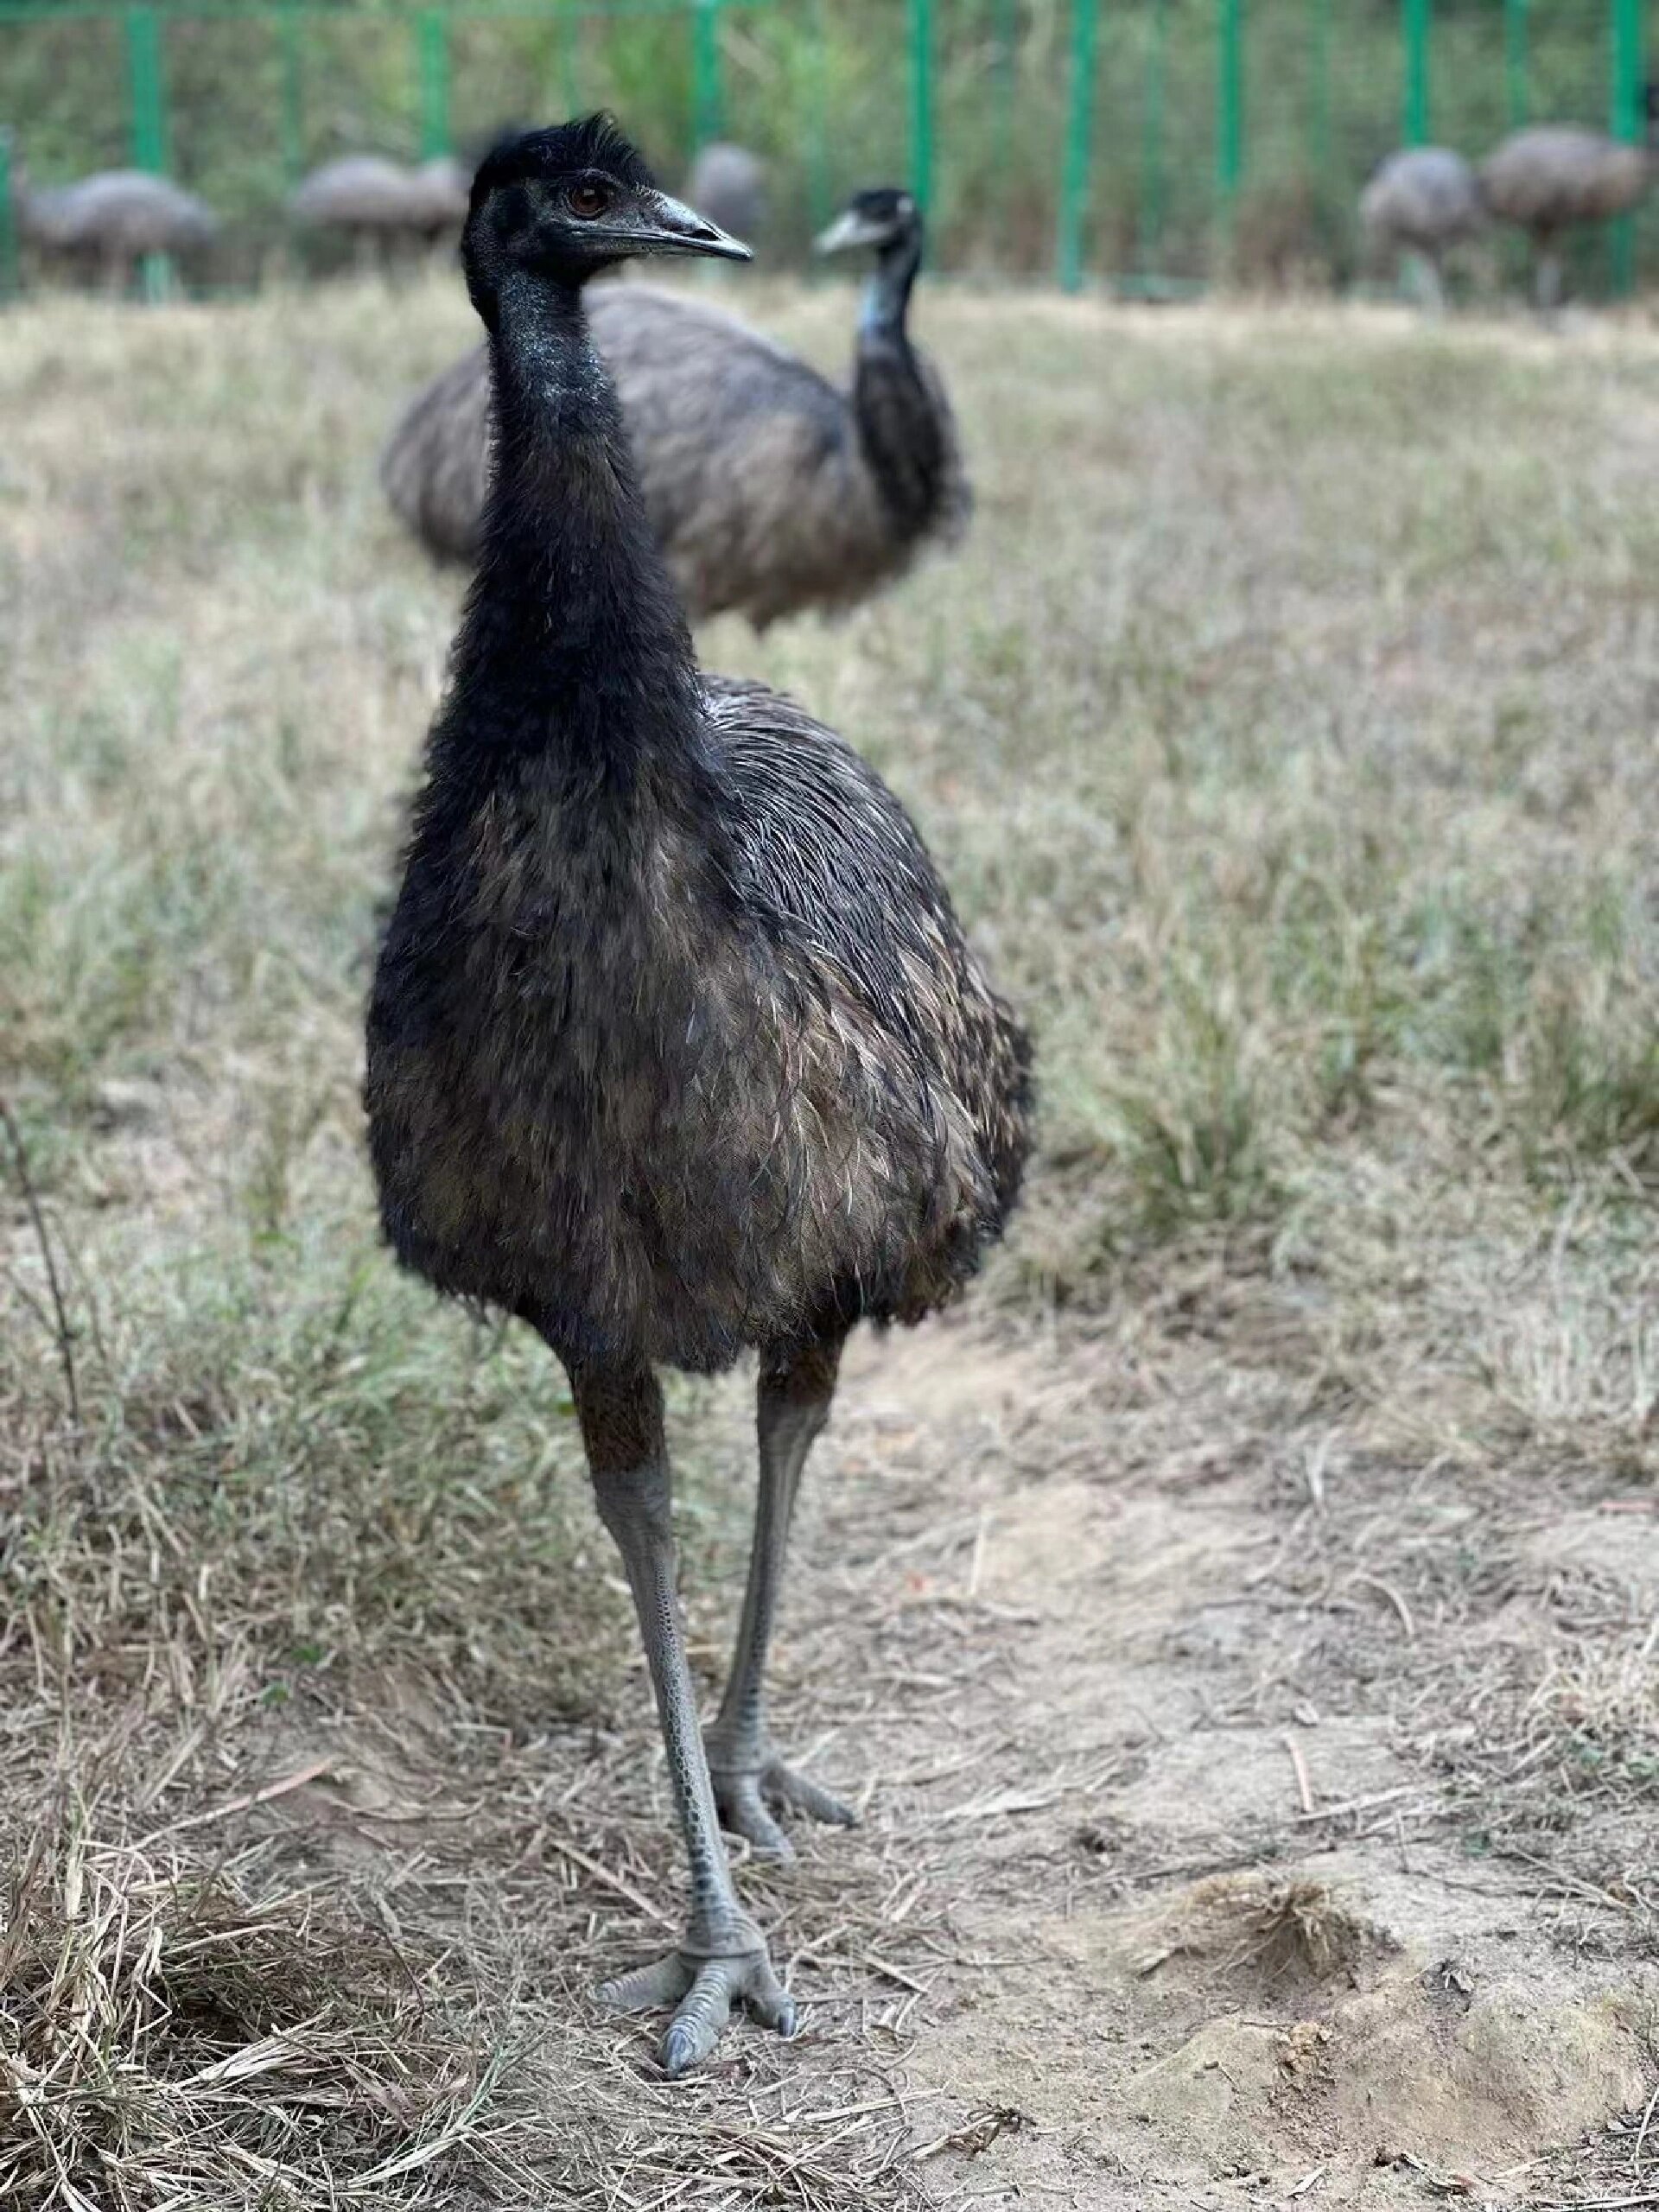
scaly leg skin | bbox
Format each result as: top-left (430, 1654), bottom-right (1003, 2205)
top-left (569, 1357), bottom-right (795, 2075)
top-left (703, 1335), bottom-right (857, 1861)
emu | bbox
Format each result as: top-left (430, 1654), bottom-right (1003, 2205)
top-left (1359, 147), bottom-right (1484, 311)
top-left (7, 148), bottom-right (216, 293)
top-left (408, 156), bottom-right (472, 242)
top-left (1480, 87), bottom-right (1659, 311)
top-left (365, 118), bottom-right (1030, 2074)
top-left (683, 140), bottom-right (765, 247)
top-left (378, 183), bottom-right (969, 626)
top-left (289, 155), bottom-right (464, 268)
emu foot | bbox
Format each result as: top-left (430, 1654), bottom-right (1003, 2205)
top-left (706, 1732), bottom-right (858, 1860)
top-left (600, 1928), bottom-right (795, 2076)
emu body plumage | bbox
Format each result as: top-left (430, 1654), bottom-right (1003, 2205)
top-left (1481, 92), bottom-right (1658, 308)
top-left (365, 118), bottom-right (1028, 2075)
top-left (683, 142), bottom-right (765, 248)
top-left (1359, 147), bottom-right (1484, 307)
top-left (13, 162), bottom-right (217, 289)
top-left (379, 191), bottom-right (969, 626)
top-left (289, 155), bottom-right (469, 262)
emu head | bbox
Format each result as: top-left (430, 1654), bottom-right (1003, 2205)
top-left (461, 113), bottom-right (750, 318)
top-left (816, 187), bottom-right (923, 263)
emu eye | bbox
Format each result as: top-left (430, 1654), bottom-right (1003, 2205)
top-left (568, 181), bottom-right (608, 219)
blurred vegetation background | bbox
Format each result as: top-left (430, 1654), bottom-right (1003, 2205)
top-left (1, 0), bottom-right (1656, 292)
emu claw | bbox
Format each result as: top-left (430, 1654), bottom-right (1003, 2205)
top-left (600, 1943), bottom-right (796, 2075)
top-left (710, 1754), bottom-right (858, 1861)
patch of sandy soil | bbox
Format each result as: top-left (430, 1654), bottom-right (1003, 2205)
top-left (760, 1318), bottom-right (1654, 2206)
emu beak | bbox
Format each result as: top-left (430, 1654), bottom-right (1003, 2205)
top-left (814, 208), bottom-right (888, 257)
top-left (632, 189), bottom-right (752, 261)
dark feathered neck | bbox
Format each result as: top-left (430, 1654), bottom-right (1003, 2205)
top-left (851, 235), bottom-right (949, 541)
top-left (440, 266), bottom-right (707, 786)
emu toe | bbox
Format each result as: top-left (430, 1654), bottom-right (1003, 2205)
top-left (601, 1942), bottom-right (796, 2075)
top-left (709, 1750), bottom-right (858, 1861)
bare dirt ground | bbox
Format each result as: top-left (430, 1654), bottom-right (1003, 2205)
top-left (5, 281), bottom-right (1659, 2207)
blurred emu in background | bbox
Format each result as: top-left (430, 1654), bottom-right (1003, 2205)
top-left (1359, 146), bottom-right (1485, 312)
top-left (380, 182), bottom-right (969, 627)
top-left (1480, 86), bottom-right (1659, 313)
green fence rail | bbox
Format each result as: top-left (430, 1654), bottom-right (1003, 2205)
top-left (0, 0), bottom-right (1655, 301)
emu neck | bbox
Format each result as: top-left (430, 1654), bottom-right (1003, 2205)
top-left (858, 232), bottom-right (922, 343)
top-left (851, 234), bottom-right (945, 540)
top-left (448, 265), bottom-right (704, 783)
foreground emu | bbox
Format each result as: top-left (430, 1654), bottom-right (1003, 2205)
top-left (378, 183), bottom-right (968, 626)
top-left (364, 118), bottom-right (1031, 2073)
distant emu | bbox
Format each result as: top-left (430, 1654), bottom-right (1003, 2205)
top-left (365, 118), bottom-right (1030, 2075)
top-left (378, 182), bottom-right (969, 626)
top-left (1480, 86), bottom-right (1659, 310)
top-left (683, 141), bottom-right (765, 248)
top-left (1359, 147), bottom-right (1484, 310)
top-left (289, 154), bottom-right (467, 268)
top-left (7, 145), bottom-right (217, 293)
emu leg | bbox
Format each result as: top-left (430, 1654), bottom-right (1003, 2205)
top-left (568, 1357), bottom-right (794, 2075)
top-left (704, 1337), bottom-right (857, 1859)
top-left (1535, 239), bottom-right (1565, 319)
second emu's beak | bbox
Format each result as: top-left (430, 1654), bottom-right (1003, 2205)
top-left (630, 188), bottom-right (752, 260)
top-left (814, 207), bottom-right (887, 257)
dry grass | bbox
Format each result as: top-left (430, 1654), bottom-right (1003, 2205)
top-left (0, 1820), bottom-right (524, 2209)
top-left (4, 276), bottom-right (1659, 2197)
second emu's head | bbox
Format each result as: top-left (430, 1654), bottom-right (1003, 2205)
top-left (461, 115), bottom-right (751, 320)
top-left (815, 186), bottom-right (923, 264)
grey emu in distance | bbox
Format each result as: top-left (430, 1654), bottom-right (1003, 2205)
top-left (289, 155), bottom-right (468, 266)
top-left (365, 118), bottom-right (1030, 2074)
top-left (378, 184), bottom-right (969, 626)
top-left (1359, 147), bottom-right (1484, 310)
top-left (8, 149), bottom-right (217, 292)
top-left (683, 141), bottom-right (765, 246)
top-left (1480, 86), bottom-right (1659, 310)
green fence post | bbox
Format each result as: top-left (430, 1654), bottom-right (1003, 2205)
top-left (1503, 0), bottom-right (1528, 127)
top-left (126, 5), bottom-right (168, 172)
top-left (1140, 0), bottom-right (1167, 276)
top-left (908, 0), bottom-right (933, 215)
top-left (1217, 0), bottom-right (1243, 255)
top-left (417, 11), bottom-right (450, 160)
top-left (691, 0), bottom-right (723, 149)
top-left (279, 3), bottom-right (305, 184)
top-left (804, 0), bottom-right (833, 242)
top-left (126, 5), bottom-right (168, 300)
top-left (0, 132), bottom-right (17, 303)
top-left (1057, 0), bottom-right (1097, 291)
top-left (1611, 0), bottom-right (1643, 296)
top-left (1402, 0), bottom-right (1430, 146)
top-left (1307, 0), bottom-right (1330, 185)
top-left (991, 0), bottom-right (1017, 264)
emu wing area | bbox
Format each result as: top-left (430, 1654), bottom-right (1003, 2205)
top-left (701, 675), bottom-right (1031, 1244)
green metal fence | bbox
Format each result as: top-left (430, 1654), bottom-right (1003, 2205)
top-left (0, 0), bottom-right (1654, 299)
